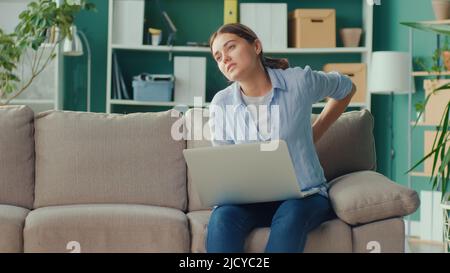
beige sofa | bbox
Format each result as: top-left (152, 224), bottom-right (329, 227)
top-left (0, 105), bottom-right (419, 253)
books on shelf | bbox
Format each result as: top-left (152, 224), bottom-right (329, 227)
top-left (112, 52), bottom-right (131, 100)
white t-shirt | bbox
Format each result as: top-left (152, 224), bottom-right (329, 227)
top-left (241, 90), bottom-right (273, 141)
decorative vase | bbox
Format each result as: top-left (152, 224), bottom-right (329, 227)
top-left (340, 28), bottom-right (362, 47)
top-left (442, 51), bottom-right (450, 71)
top-left (432, 0), bottom-right (450, 20)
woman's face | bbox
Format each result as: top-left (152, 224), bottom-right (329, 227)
top-left (211, 33), bottom-right (262, 81)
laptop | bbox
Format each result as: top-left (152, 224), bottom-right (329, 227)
top-left (182, 140), bottom-right (319, 208)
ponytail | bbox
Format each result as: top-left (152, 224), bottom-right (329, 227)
top-left (261, 56), bottom-right (290, 70)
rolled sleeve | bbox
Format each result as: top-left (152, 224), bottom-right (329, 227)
top-left (304, 65), bottom-right (353, 104)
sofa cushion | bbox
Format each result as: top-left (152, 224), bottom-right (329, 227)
top-left (186, 210), bottom-right (211, 253)
top-left (352, 218), bottom-right (405, 253)
top-left (24, 204), bottom-right (190, 253)
top-left (185, 108), bottom-right (377, 211)
top-left (329, 170), bottom-right (420, 225)
top-left (311, 109), bottom-right (376, 181)
top-left (0, 204), bottom-right (30, 253)
top-left (184, 108), bottom-right (212, 211)
top-left (0, 105), bottom-right (35, 209)
top-left (187, 210), bottom-right (352, 253)
top-left (33, 110), bottom-right (187, 210)
top-left (184, 108), bottom-right (212, 150)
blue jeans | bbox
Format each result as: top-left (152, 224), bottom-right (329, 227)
top-left (206, 194), bottom-right (336, 253)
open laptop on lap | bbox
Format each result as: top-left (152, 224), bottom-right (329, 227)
top-left (182, 140), bottom-right (319, 208)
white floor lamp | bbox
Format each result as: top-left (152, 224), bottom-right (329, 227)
top-left (369, 51), bottom-right (413, 237)
top-left (63, 25), bottom-right (92, 112)
top-left (369, 51), bottom-right (412, 178)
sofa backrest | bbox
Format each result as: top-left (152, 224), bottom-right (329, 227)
top-left (33, 109), bottom-right (187, 210)
top-left (184, 108), bottom-right (377, 211)
top-left (311, 109), bottom-right (377, 179)
top-left (0, 105), bottom-right (35, 209)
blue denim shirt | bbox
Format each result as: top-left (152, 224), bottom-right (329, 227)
top-left (209, 66), bottom-right (353, 197)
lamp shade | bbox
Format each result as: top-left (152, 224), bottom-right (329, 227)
top-left (369, 51), bottom-right (411, 94)
top-left (63, 25), bottom-right (83, 56)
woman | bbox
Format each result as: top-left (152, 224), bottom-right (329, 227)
top-left (207, 23), bottom-right (356, 253)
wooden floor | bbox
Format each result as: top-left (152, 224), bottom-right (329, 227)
top-left (406, 237), bottom-right (447, 253)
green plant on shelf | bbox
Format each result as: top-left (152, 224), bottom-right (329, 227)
top-left (414, 36), bottom-right (449, 78)
top-left (0, 0), bottom-right (95, 106)
top-left (402, 20), bottom-right (450, 202)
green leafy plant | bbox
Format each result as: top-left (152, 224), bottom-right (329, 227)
top-left (410, 82), bottom-right (449, 202)
top-left (0, 0), bottom-right (95, 105)
top-left (401, 21), bottom-right (450, 202)
top-left (414, 36), bottom-right (449, 78)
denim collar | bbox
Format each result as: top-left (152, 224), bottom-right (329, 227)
top-left (231, 67), bottom-right (286, 108)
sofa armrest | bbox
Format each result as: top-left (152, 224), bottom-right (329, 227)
top-left (328, 170), bottom-right (420, 226)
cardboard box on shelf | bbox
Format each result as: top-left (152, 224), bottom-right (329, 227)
top-left (323, 63), bottom-right (367, 103)
top-left (423, 131), bottom-right (448, 176)
top-left (423, 79), bottom-right (450, 125)
top-left (288, 9), bottom-right (336, 48)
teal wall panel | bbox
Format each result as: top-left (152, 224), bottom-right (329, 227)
top-left (373, 0), bottom-right (444, 222)
top-left (373, 0), bottom-right (436, 174)
top-left (64, 0), bottom-right (108, 112)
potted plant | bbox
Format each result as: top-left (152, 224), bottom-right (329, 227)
top-left (443, 37), bottom-right (450, 71)
top-left (412, 38), bottom-right (448, 124)
top-left (414, 36), bottom-right (449, 75)
top-left (432, 0), bottom-right (450, 20)
top-left (0, 0), bottom-right (95, 105)
top-left (402, 21), bottom-right (449, 251)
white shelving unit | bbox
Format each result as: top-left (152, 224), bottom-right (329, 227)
top-left (106, 0), bottom-right (373, 113)
top-left (0, 0), bottom-right (63, 113)
top-left (405, 19), bottom-right (450, 243)
top-left (111, 44), bottom-right (370, 54)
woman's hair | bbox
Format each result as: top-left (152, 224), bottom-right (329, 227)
top-left (209, 23), bottom-right (289, 70)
